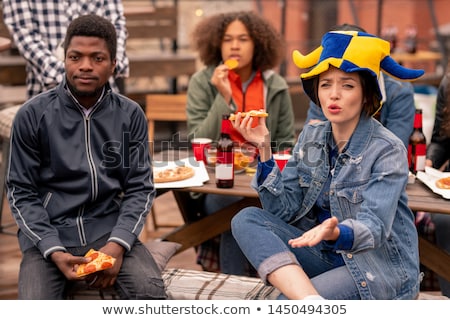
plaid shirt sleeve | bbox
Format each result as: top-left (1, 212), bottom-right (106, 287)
top-left (2, 0), bottom-right (66, 94)
top-left (102, 0), bottom-right (129, 78)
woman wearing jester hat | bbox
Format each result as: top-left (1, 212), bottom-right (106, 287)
top-left (230, 30), bottom-right (424, 300)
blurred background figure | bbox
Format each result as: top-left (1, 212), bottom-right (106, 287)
top-left (2, 0), bottom-right (129, 98)
top-left (424, 69), bottom-right (450, 298)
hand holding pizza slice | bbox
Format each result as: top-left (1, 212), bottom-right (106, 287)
top-left (76, 249), bottom-right (116, 277)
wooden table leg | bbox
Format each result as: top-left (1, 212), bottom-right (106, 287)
top-left (418, 236), bottom-right (450, 283)
top-left (162, 195), bottom-right (261, 252)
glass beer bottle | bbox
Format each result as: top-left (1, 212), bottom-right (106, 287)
top-left (408, 108), bottom-right (427, 173)
top-left (216, 115), bottom-right (234, 188)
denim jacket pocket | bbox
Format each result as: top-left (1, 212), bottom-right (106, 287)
top-left (335, 184), bottom-right (365, 219)
top-left (297, 168), bottom-right (312, 189)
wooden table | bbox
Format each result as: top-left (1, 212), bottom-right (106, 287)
top-left (406, 180), bottom-right (450, 282)
top-left (391, 50), bottom-right (442, 64)
top-left (126, 51), bottom-right (196, 79)
top-left (161, 173), bottom-right (260, 252)
top-left (391, 50), bottom-right (443, 75)
top-left (123, 1), bottom-right (155, 15)
top-left (161, 172), bottom-right (450, 282)
top-left (122, 2), bottom-right (197, 96)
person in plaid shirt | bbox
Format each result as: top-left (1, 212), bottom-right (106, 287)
top-left (2, 0), bottom-right (129, 98)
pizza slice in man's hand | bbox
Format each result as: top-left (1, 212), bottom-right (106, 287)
top-left (76, 249), bottom-right (116, 277)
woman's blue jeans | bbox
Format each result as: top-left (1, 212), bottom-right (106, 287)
top-left (231, 206), bottom-right (361, 299)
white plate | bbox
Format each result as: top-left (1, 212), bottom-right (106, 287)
top-left (416, 167), bottom-right (450, 199)
top-left (153, 157), bottom-right (210, 189)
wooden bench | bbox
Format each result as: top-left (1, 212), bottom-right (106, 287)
top-left (123, 1), bottom-right (197, 103)
top-left (0, 8), bottom-right (26, 88)
top-left (0, 54), bottom-right (27, 87)
top-left (0, 3), bottom-right (197, 104)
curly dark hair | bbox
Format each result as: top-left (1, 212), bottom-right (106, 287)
top-left (191, 11), bottom-right (285, 71)
top-left (64, 14), bottom-right (117, 61)
top-left (441, 80), bottom-right (450, 137)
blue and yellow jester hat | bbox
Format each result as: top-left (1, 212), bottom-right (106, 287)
top-left (293, 30), bottom-right (424, 105)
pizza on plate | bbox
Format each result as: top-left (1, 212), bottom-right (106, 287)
top-left (435, 176), bottom-right (450, 189)
top-left (154, 166), bottom-right (195, 183)
top-left (228, 110), bottom-right (269, 121)
top-left (76, 249), bottom-right (116, 277)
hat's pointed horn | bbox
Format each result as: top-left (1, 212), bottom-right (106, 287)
top-left (380, 56), bottom-right (424, 80)
top-left (292, 46), bottom-right (323, 69)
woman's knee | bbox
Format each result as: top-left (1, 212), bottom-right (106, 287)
top-left (231, 206), bottom-right (264, 231)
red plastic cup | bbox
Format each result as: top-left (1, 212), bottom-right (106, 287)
top-left (273, 153), bottom-right (292, 171)
top-left (191, 138), bottom-right (212, 163)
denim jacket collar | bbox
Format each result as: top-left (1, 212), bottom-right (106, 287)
top-left (324, 115), bottom-right (374, 160)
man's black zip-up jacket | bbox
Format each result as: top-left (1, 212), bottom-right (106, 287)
top-left (6, 80), bottom-right (155, 258)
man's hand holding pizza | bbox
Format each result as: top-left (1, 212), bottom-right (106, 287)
top-left (83, 242), bottom-right (125, 289)
top-left (51, 241), bottom-right (123, 289)
top-left (50, 251), bottom-right (92, 281)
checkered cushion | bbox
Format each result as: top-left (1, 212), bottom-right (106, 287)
top-left (0, 104), bottom-right (21, 139)
top-left (162, 268), bottom-right (280, 300)
top-left (65, 267), bottom-right (449, 300)
top-left (68, 268), bottom-right (280, 300)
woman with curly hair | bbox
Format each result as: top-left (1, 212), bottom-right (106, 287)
top-left (427, 72), bottom-right (450, 172)
top-left (186, 11), bottom-right (295, 275)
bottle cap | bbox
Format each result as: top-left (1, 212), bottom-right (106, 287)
top-left (221, 114), bottom-right (231, 134)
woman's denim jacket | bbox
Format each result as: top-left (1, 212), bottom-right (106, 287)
top-left (253, 115), bottom-right (420, 300)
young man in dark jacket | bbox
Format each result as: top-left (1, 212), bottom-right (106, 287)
top-left (6, 14), bottom-right (165, 299)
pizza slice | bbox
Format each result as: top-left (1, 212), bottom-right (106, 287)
top-left (229, 110), bottom-right (269, 121)
top-left (224, 58), bottom-right (239, 70)
top-left (76, 249), bottom-right (116, 277)
top-left (435, 176), bottom-right (450, 189)
top-left (154, 166), bottom-right (195, 183)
